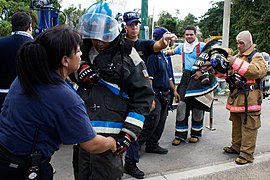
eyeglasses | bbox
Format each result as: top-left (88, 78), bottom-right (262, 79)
top-left (185, 34), bottom-right (195, 36)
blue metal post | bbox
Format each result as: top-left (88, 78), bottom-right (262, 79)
top-left (35, 8), bottom-right (59, 36)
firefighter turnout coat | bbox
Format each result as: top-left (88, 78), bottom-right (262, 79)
top-left (75, 36), bottom-right (154, 140)
top-left (226, 45), bottom-right (267, 113)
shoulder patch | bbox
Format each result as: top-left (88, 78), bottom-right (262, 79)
top-left (129, 47), bottom-right (143, 66)
top-left (142, 68), bottom-right (149, 78)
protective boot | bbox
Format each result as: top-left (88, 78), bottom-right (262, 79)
top-left (124, 162), bottom-right (144, 179)
top-left (223, 146), bottom-right (239, 154)
top-left (235, 156), bottom-right (254, 165)
top-left (189, 137), bottom-right (199, 143)
top-left (172, 138), bottom-right (182, 146)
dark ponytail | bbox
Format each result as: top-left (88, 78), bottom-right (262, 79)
top-left (16, 42), bottom-right (57, 96)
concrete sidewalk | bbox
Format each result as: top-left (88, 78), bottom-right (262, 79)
top-left (51, 96), bottom-right (270, 179)
top-left (142, 152), bottom-right (270, 180)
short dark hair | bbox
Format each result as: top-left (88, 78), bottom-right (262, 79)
top-left (185, 25), bottom-right (197, 34)
top-left (16, 25), bottom-right (82, 96)
top-left (12, 12), bottom-right (32, 32)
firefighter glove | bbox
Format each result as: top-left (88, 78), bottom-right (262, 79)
top-left (78, 62), bottom-right (99, 85)
top-left (114, 132), bottom-right (132, 155)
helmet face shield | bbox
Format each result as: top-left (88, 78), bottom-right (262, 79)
top-left (79, 13), bottom-right (119, 42)
top-left (78, 2), bottom-right (120, 42)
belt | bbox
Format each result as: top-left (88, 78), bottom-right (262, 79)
top-left (0, 145), bottom-right (50, 165)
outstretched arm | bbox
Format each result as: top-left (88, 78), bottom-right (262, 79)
top-left (153, 32), bottom-right (177, 52)
top-left (80, 135), bottom-right (116, 153)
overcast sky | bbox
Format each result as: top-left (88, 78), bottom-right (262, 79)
top-left (61, 0), bottom-right (223, 20)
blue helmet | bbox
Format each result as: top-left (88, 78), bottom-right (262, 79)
top-left (78, 1), bottom-right (119, 42)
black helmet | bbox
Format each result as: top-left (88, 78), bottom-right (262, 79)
top-left (192, 39), bottom-right (226, 71)
top-left (210, 48), bottom-right (229, 74)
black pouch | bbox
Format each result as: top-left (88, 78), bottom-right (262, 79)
top-left (156, 91), bottom-right (170, 105)
top-left (26, 152), bottom-right (42, 180)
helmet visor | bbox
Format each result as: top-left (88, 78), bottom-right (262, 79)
top-left (79, 13), bottom-right (119, 42)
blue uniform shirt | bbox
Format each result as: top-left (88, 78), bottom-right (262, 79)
top-left (146, 52), bottom-right (172, 91)
top-left (0, 33), bottom-right (33, 89)
top-left (174, 43), bottom-right (205, 71)
top-left (0, 73), bottom-right (96, 157)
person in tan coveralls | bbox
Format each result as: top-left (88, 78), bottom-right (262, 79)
top-left (222, 30), bottom-right (267, 165)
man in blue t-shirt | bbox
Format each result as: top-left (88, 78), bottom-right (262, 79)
top-left (166, 25), bottom-right (207, 145)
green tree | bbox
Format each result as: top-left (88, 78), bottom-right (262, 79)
top-left (63, 5), bottom-right (86, 30)
top-left (0, 0), bottom-right (31, 37)
top-left (180, 13), bottom-right (198, 37)
top-left (156, 11), bottom-right (182, 37)
top-left (155, 11), bottom-right (199, 38)
top-left (0, 0), bottom-right (62, 37)
top-left (198, 1), bottom-right (224, 39)
top-left (199, 0), bottom-right (270, 52)
top-left (231, 0), bottom-right (270, 52)
top-left (182, 13), bottom-right (197, 29)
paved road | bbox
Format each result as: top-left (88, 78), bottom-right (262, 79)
top-left (51, 96), bottom-right (270, 179)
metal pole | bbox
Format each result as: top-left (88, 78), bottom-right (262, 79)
top-left (151, 6), bottom-right (155, 39)
top-left (206, 102), bottom-right (216, 131)
top-left (140, 0), bottom-right (148, 39)
top-left (222, 0), bottom-right (231, 48)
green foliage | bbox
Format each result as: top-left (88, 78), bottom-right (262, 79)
top-left (231, 0), bottom-right (270, 52)
top-left (198, 1), bottom-right (224, 39)
top-left (182, 13), bottom-right (198, 30)
top-left (156, 11), bottom-right (178, 33)
top-left (180, 13), bottom-right (198, 37)
top-left (0, 0), bottom-right (64, 37)
top-left (199, 0), bottom-right (270, 52)
top-left (63, 5), bottom-right (86, 30)
top-left (1, 0), bottom-right (269, 54)
top-left (0, 0), bottom-right (34, 37)
top-left (156, 11), bottom-right (198, 38)
top-left (0, 20), bottom-right (12, 36)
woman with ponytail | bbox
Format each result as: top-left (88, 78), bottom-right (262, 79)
top-left (0, 25), bottom-right (116, 180)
